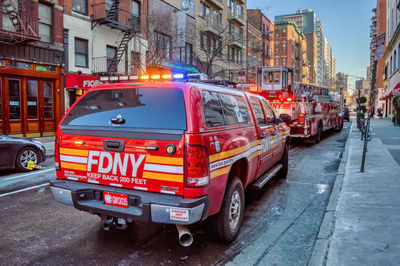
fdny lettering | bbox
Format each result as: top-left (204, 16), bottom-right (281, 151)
top-left (87, 151), bottom-right (145, 177)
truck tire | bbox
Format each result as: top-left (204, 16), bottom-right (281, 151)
top-left (315, 123), bottom-right (322, 143)
top-left (213, 177), bottom-right (245, 244)
top-left (277, 144), bottom-right (289, 179)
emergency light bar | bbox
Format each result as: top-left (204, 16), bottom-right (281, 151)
top-left (99, 72), bottom-right (187, 82)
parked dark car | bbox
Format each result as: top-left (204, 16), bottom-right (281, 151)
top-left (0, 136), bottom-right (46, 171)
top-left (343, 107), bottom-right (350, 122)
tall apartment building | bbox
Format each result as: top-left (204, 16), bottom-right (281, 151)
top-left (371, 0), bottom-right (386, 113)
top-left (63, 0), bottom-right (146, 109)
top-left (273, 21), bottom-right (307, 83)
top-left (275, 9), bottom-right (334, 87)
top-left (193, 0), bottom-right (247, 82)
top-left (0, 0), bottom-right (65, 137)
top-left (383, 0), bottom-right (400, 118)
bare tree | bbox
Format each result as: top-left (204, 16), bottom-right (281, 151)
top-left (193, 19), bottom-right (246, 80)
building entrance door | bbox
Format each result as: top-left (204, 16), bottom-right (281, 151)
top-left (8, 78), bottom-right (23, 135)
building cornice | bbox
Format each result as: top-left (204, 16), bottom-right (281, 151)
top-left (384, 25), bottom-right (400, 59)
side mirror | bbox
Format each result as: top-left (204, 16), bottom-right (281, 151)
top-left (279, 113), bottom-right (291, 124)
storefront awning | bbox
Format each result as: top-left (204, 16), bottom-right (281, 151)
top-left (65, 73), bottom-right (102, 89)
top-left (379, 83), bottom-right (400, 100)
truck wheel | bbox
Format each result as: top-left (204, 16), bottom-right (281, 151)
top-left (277, 144), bottom-right (289, 179)
top-left (315, 123), bottom-right (322, 143)
top-left (213, 177), bottom-right (245, 244)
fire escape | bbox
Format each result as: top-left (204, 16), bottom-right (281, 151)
top-left (0, 0), bottom-right (40, 44)
top-left (92, 0), bottom-right (141, 74)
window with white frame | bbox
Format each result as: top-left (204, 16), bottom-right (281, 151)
top-left (73, 0), bottom-right (88, 15)
top-left (75, 38), bottom-right (88, 68)
top-left (38, 3), bottom-right (52, 43)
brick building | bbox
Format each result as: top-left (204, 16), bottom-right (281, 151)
top-left (0, 0), bottom-right (64, 137)
top-left (274, 21), bottom-right (307, 83)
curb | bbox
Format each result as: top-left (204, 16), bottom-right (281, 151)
top-left (308, 120), bottom-right (354, 266)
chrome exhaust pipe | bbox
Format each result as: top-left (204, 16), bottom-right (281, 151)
top-left (176, 225), bottom-right (193, 247)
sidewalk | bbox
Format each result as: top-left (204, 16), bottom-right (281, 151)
top-left (317, 119), bottom-right (400, 265)
top-left (33, 136), bottom-right (55, 158)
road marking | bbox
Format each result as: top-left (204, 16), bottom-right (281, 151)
top-left (0, 168), bottom-right (55, 182)
top-left (0, 183), bottom-right (49, 198)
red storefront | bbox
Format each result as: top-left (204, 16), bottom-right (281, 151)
top-left (65, 73), bottom-right (103, 111)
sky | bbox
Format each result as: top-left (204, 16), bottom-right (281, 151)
top-left (247, 0), bottom-right (376, 90)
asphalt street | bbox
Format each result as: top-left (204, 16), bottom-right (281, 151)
top-left (0, 123), bottom-right (350, 265)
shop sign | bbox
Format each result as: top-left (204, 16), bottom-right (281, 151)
top-left (66, 73), bottom-right (103, 89)
top-left (10, 101), bottom-right (19, 106)
top-left (36, 65), bottom-right (56, 72)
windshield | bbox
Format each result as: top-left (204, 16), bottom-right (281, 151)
top-left (62, 88), bottom-right (187, 130)
top-left (263, 71), bottom-right (281, 84)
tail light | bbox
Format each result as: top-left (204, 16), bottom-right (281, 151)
top-left (54, 128), bottom-right (61, 173)
top-left (298, 113), bottom-right (305, 124)
top-left (184, 144), bottom-right (209, 187)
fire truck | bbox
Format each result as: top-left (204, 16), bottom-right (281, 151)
top-left (249, 66), bottom-right (343, 143)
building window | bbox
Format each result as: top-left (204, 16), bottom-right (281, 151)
top-left (201, 32), bottom-right (210, 51)
top-left (275, 30), bottom-right (279, 38)
top-left (131, 0), bottom-right (140, 17)
top-left (275, 57), bottom-right (279, 66)
top-left (238, 50), bottom-right (243, 65)
top-left (275, 43), bottom-right (279, 52)
top-left (131, 51), bottom-right (140, 74)
top-left (73, 0), bottom-right (88, 15)
top-left (282, 29), bottom-right (287, 36)
top-left (38, 3), bottom-right (52, 43)
top-left (282, 42), bottom-right (286, 51)
top-left (390, 56), bottom-right (393, 75)
top-left (227, 0), bottom-right (233, 8)
top-left (248, 32), bottom-right (251, 46)
top-left (228, 21), bottom-right (233, 35)
top-left (106, 45), bottom-right (117, 72)
top-left (180, 43), bottom-right (193, 65)
top-left (75, 38), bottom-right (88, 68)
top-left (236, 4), bottom-right (243, 17)
top-left (282, 57), bottom-right (286, 65)
top-left (154, 31), bottom-right (171, 59)
top-left (202, 3), bottom-right (210, 18)
top-left (228, 46), bottom-right (234, 61)
top-left (395, 50), bottom-right (397, 71)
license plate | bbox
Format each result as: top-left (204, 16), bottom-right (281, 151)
top-left (104, 191), bottom-right (128, 208)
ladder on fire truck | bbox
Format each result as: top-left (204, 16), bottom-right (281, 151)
top-left (0, 0), bottom-right (38, 44)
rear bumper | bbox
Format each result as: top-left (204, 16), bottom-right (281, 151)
top-left (50, 180), bottom-right (209, 225)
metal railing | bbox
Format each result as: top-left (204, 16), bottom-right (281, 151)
top-left (204, 15), bottom-right (223, 33)
top-left (0, 15), bottom-right (38, 38)
top-left (92, 56), bottom-right (119, 73)
top-left (92, 2), bottom-right (141, 32)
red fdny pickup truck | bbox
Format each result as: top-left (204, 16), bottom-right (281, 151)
top-left (50, 80), bottom-right (290, 246)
